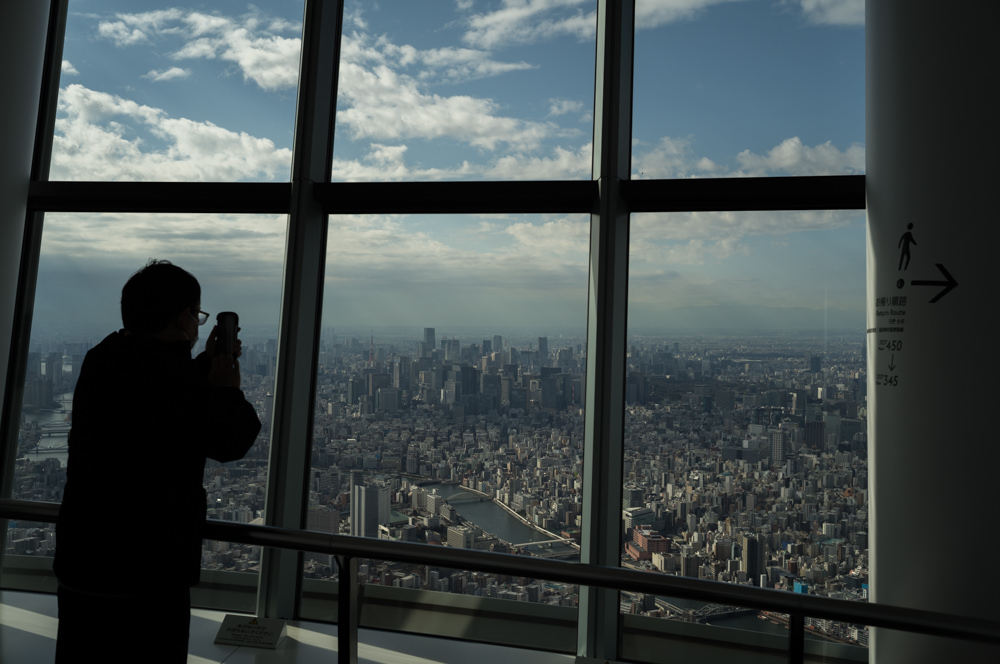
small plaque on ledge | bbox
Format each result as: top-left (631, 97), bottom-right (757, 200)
top-left (214, 614), bottom-right (287, 649)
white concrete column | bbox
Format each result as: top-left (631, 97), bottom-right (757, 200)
top-left (867, 1), bottom-right (1000, 660)
top-left (0, 3), bottom-right (51, 492)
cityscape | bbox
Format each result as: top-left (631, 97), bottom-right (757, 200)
top-left (9, 324), bottom-right (869, 647)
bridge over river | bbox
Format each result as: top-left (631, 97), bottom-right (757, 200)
top-left (655, 598), bottom-right (758, 622)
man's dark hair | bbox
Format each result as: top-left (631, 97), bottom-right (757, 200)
top-left (121, 260), bottom-right (201, 335)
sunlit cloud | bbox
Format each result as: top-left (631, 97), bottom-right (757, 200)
top-left (52, 84), bottom-right (292, 181)
top-left (360, 37), bottom-right (536, 84)
top-left (35, 211), bottom-right (287, 328)
top-left (143, 67), bottom-right (192, 82)
top-left (547, 98), bottom-right (584, 117)
top-left (97, 9), bottom-right (301, 91)
top-left (321, 212), bottom-right (590, 327)
top-left (330, 142), bottom-right (590, 182)
top-left (632, 209), bottom-right (860, 246)
top-left (463, 0), bottom-right (595, 49)
top-left (97, 9), bottom-right (185, 47)
top-left (485, 145), bottom-right (591, 179)
top-left (733, 137), bottom-right (864, 176)
top-left (633, 135), bottom-right (863, 179)
top-left (462, 0), bottom-right (745, 49)
top-left (633, 136), bottom-right (720, 179)
top-left (62, 60), bottom-right (79, 76)
top-left (793, 0), bottom-right (865, 27)
top-left (337, 59), bottom-right (555, 151)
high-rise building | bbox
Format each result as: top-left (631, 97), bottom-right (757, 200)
top-left (447, 525), bottom-right (475, 549)
top-left (771, 431), bottom-right (786, 468)
top-left (44, 352), bottom-right (62, 389)
top-left (351, 483), bottom-right (379, 538)
top-left (741, 534), bottom-right (764, 584)
top-left (441, 338), bottom-right (460, 362)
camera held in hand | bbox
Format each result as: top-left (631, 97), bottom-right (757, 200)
top-left (216, 311), bottom-right (239, 357)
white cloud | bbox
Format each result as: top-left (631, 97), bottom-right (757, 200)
top-left (143, 67), bottom-right (192, 82)
top-left (337, 60), bottom-right (554, 151)
top-left (322, 213), bottom-right (590, 319)
top-left (630, 233), bottom-right (750, 267)
top-left (331, 142), bottom-right (589, 182)
top-left (486, 145), bottom-right (591, 179)
top-left (547, 98), bottom-right (584, 117)
top-left (51, 84), bottom-right (291, 181)
top-left (97, 22), bottom-right (151, 47)
top-left (462, 0), bottom-right (744, 48)
top-left (62, 61), bottom-right (79, 76)
top-left (636, 0), bottom-right (747, 28)
top-left (627, 133), bottom-right (865, 267)
top-left (633, 136), bottom-right (720, 179)
top-left (633, 135), bottom-right (863, 179)
top-left (733, 137), bottom-right (864, 176)
top-left (97, 9), bottom-right (185, 47)
top-left (36, 211), bottom-right (286, 328)
top-left (415, 46), bottom-right (536, 83)
top-left (463, 0), bottom-right (595, 49)
top-left (96, 9), bottom-right (302, 91)
top-left (503, 216), bottom-right (590, 260)
top-left (795, 0), bottom-right (864, 27)
top-left (347, 31), bottom-right (536, 85)
top-left (632, 208), bottom-right (859, 244)
top-left (333, 31), bottom-right (553, 152)
top-left (212, 28), bottom-right (301, 90)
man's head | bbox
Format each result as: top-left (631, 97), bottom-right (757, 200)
top-left (121, 260), bottom-right (201, 337)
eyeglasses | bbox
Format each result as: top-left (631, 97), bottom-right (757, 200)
top-left (194, 310), bottom-right (210, 325)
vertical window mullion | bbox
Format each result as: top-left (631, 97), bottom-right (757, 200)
top-left (579, 0), bottom-right (634, 660)
top-left (0, 0), bottom-right (67, 506)
top-left (258, 0), bottom-right (344, 620)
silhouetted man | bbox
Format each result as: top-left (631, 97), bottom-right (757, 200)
top-left (54, 260), bottom-right (261, 663)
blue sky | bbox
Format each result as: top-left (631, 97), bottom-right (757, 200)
top-left (34, 0), bottom-right (865, 338)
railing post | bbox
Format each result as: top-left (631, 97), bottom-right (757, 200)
top-left (788, 613), bottom-right (804, 664)
top-left (335, 554), bottom-right (358, 664)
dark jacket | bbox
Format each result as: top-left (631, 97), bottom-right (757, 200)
top-left (54, 331), bottom-right (261, 593)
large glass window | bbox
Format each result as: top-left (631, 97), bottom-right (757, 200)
top-left (622, 1), bottom-right (866, 652)
top-left (331, 1), bottom-right (595, 181)
top-left (52, 0), bottom-right (303, 182)
top-left (4, 212), bottom-right (284, 579)
top-left (301, 212), bottom-right (589, 634)
top-left (621, 209), bottom-right (869, 652)
top-left (632, 0), bottom-right (864, 179)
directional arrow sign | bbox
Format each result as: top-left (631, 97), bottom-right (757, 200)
top-left (889, 355), bottom-right (896, 371)
top-left (911, 263), bottom-right (958, 303)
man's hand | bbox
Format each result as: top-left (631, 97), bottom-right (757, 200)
top-left (208, 353), bottom-right (242, 388)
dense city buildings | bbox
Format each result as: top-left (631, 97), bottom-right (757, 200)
top-left (9, 324), bottom-right (868, 645)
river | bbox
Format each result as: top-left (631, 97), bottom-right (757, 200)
top-left (423, 482), bottom-right (552, 546)
top-left (19, 393), bottom-right (73, 467)
top-left (423, 483), bottom-right (851, 643)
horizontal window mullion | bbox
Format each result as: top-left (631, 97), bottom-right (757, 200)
top-left (27, 182), bottom-right (292, 214)
top-left (315, 181), bottom-right (600, 215)
top-left (624, 175), bottom-right (865, 212)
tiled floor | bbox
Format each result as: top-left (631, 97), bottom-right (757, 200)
top-left (0, 590), bottom-right (576, 664)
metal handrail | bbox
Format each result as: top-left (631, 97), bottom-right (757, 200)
top-left (3, 498), bottom-right (999, 663)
